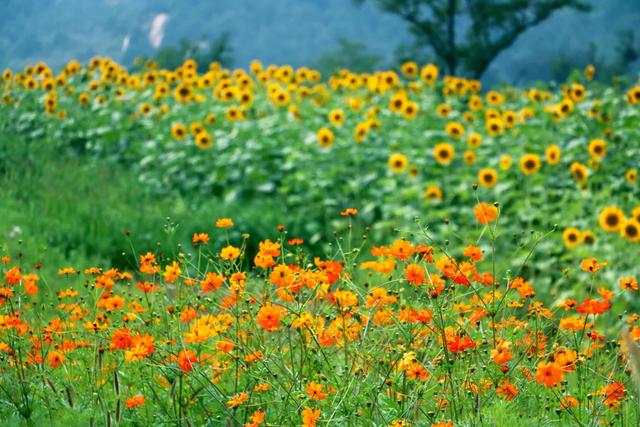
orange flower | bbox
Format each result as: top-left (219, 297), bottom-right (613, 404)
top-left (463, 245), bottom-right (483, 261)
top-left (226, 392), bottom-right (248, 409)
top-left (192, 232), bottom-right (210, 246)
top-left (340, 208), bottom-right (358, 216)
top-left (163, 261), bottom-right (181, 283)
top-left (473, 202), bottom-right (498, 225)
top-left (620, 276), bottom-right (638, 291)
top-left (404, 263), bottom-right (426, 285)
top-left (389, 239), bottom-right (414, 260)
top-left (216, 338), bottom-right (235, 353)
top-left (580, 258), bottom-right (607, 274)
top-left (125, 394), bottom-right (145, 409)
top-left (48, 350), bottom-right (65, 368)
top-left (220, 245), bottom-right (241, 261)
top-left (490, 341), bottom-right (513, 365)
top-left (575, 298), bottom-right (611, 315)
top-left (496, 379), bottom-right (518, 400)
top-left (245, 409), bottom-right (265, 427)
top-left (301, 407), bottom-right (321, 427)
top-left (256, 303), bottom-right (286, 331)
top-left (305, 381), bottom-right (328, 400)
top-left (535, 361), bottom-right (564, 387)
top-left (215, 218), bottom-right (234, 228)
top-left (177, 349), bottom-right (197, 372)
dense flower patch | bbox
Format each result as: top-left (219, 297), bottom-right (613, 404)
top-left (1, 208), bottom-right (638, 425)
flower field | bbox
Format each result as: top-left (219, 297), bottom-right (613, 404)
top-left (1, 58), bottom-right (640, 425)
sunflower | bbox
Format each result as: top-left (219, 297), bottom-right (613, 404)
top-left (545, 145), bottom-right (561, 165)
top-left (402, 101), bottom-right (419, 120)
top-left (171, 123), bottom-right (187, 141)
top-left (626, 169), bottom-right (638, 184)
top-left (389, 93), bottom-right (405, 112)
top-left (467, 132), bottom-right (482, 148)
top-left (174, 83), bottom-right (192, 103)
top-left (420, 64), bottom-right (439, 84)
top-left (485, 118), bottom-right (504, 137)
top-left (436, 104), bottom-right (451, 117)
top-left (400, 61), bottom-right (418, 78)
top-left (519, 154), bottom-right (541, 175)
top-left (317, 127), bottom-right (334, 148)
top-left (632, 207), bottom-right (640, 223)
top-left (445, 122), bottom-right (464, 138)
top-left (588, 139), bottom-right (606, 159)
top-left (423, 186), bottom-right (443, 201)
top-left (195, 131), bottom-right (213, 149)
top-left (433, 143), bottom-right (455, 165)
top-left (570, 162), bottom-right (588, 182)
top-left (499, 155), bottom-right (513, 170)
top-left (570, 83), bottom-right (586, 102)
top-left (463, 150), bottom-right (476, 165)
top-left (562, 227), bottom-right (582, 248)
top-left (502, 111), bottom-right (517, 129)
top-left (139, 103), bottom-right (152, 116)
top-left (468, 95), bottom-right (482, 111)
top-left (328, 109), bottom-right (345, 126)
top-left (557, 98), bottom-right (574, 116)
top-left (190, 122), bottom-right (204, 136)
top-left (599, 206), bottom-right (625, 232)
top-left (486, 90), bottom-right (504, 106)
top-left (226, 105), bottom-right (244, 122)
top-left (388, 153), bottom-right (408, 173)
top-left (621, 219), bottom-right (640, 243)
top-left (478, 168), bottom-right (498, 188)
top-left (581, 230), bottom-right (595, 245)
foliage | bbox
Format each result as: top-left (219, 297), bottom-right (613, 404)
top-left (357, 0), bottom-right (592, 77)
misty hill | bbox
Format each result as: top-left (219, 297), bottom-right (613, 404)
top-left (1, 0), bottom-right (638, 83)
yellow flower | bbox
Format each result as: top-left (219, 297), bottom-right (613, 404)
top-left (317, 127), bottom-right (334, 148)
top-left (220, 245), bottom-right (241, 261)
top-left (433, 143), bottom-right (455, 165)
top-left (478, 168), bottom-right (498, 188)
top-left (599, 207), bottom-right (625, 232)
top-left (388, 153), bottom-right (408, 173)
top-left (588, 139), bottom-right (606, 159)
top-left (519, 154), bottom-right (541, 175)
top-left (562, 228), bottom-right (582, 248)
top-left (545, 145), bottom-right (561, 165)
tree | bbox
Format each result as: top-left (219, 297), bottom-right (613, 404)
top-left (313, 38), bottom-right (382, 76)
top-left (153, 33), bottom-right (233, 72)
top-left (356, 0), bottom-right (591, 78)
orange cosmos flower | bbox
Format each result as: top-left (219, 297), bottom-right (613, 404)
top-left (340, 208), bottom-right (358, 216)
top-left (192, 232), bottom-right (210, 246)
top-left (496, 379), bottom-right (518, 400)
top-left (305, 381), bottom-right (328, 400)
top-left (491, 341), bottom-right (513, 365)
top-left (535, 361), bottom-right (564, 387)
top-left (47, 350), bottom-right (65, 368)
top-left (256, 303), bottom-right (286, 331)
top-left (226, 392), bottom-right (249, 409)
top-left (463, 245), bottom-right (483, 261)
top-left (580, 258), bottom-right (607, 274)
top-left (177, 349), bottom-right (197, 372)
top-left (215, 218), bottom-right (234, 228)
top-left (575, 298), bottom-right (611, 315)
top-left (301, 407), bottom-right (321, 427)
top-left (125, 394), bottom-right (145, 409)
top-left (620, 276), bottom-right (638, 291)
top-left (473, 202), bottom-right (498, 225)
top-left (404, 263), bottom-right (426, 285)
top-left (220, 245), bottom-right (241, 261)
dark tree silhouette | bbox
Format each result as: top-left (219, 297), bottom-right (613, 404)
top-left (356, 0), bottom-right (591, 77)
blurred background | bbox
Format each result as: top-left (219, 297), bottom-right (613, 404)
top-left (2, 0), bottom-right (639, 83)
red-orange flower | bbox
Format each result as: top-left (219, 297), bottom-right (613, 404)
top-left (473, 202), bottom-right (498, 225)
top-left (535, 361), bottom-right (564, 387)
